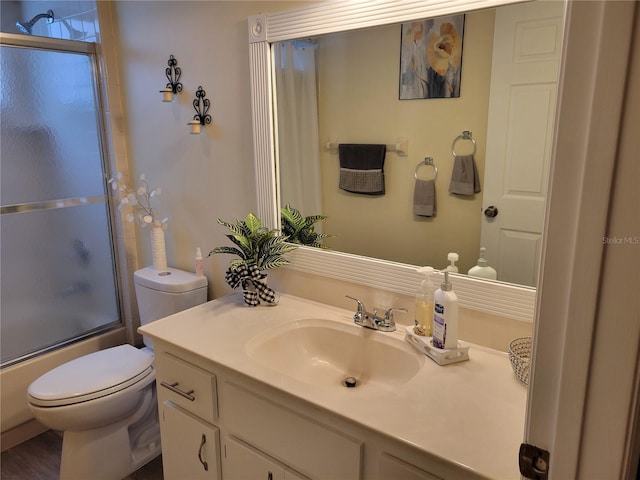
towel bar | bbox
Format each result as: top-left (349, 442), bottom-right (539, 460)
top-left (326, 137), bottom-right (408, 157)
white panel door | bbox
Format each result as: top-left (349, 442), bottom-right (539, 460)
top-left (160, 401), bottom-right (221, 479)
top-left (480, 1), bottom-right (564, 286)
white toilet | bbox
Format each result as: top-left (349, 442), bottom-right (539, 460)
top-left (27, 266), bottom-right (207, 479)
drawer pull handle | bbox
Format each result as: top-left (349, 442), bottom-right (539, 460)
top-left (267, 472), bottom-right (273, 480)
top-left (160, 381), bottom-right (195, 401)
top-left (198, 434), bottom-right (209, 471)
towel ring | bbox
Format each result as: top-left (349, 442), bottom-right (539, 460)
top-left (414, 157), bottom-right (438, 181)
top-left (452, 130), bottom-right (476, 157)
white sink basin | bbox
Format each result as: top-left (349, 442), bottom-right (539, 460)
top-left (245, 318), bottom-right (424, 388)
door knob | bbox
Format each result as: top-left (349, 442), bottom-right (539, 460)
top-left (484, 206), bottom-right (499, 218)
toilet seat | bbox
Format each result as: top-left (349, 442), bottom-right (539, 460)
top-left (28, 345), bottom-right (154, 408)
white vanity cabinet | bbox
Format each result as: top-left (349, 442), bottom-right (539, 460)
top-left (152, 343), bottom-right (484, 480)
top-left (156, 352), bottom-right (221, 479)
top-left (142, 294), bottom-right (526, 479)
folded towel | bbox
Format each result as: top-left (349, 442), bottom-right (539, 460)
top-left (338, 144), bottom-right (386, 195)
top-left (449, 154), bottom-right (481, 196)
top-left (414, 178), bottom-right (436, 217)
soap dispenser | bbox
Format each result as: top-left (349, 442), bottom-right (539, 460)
top-left (445, 252), bottom-right (459, 273)
top-left (467, 247), bottom-right (497, 280)
top-left (414, 266), bottom-right (434, 336)
top-left (432, 271), bottom-right (459, 350)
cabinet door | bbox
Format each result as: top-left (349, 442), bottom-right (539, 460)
top-left (161, 401), bottom-right (221, 480)
top-left (224, 436), bottom-right (285, 480)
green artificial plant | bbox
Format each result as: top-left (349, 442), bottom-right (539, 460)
top-left (208, 213), bottom-right (297, 306)
top-left (208, 213), bottom-right (297, 270)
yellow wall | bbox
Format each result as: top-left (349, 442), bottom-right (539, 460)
top-left (317, 10), bottom-right (495, 273)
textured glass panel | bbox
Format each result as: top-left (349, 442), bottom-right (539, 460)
top-left (0, 46), bottom-right (105, 205)
top-left (1, 203), bottom-right (119, 363)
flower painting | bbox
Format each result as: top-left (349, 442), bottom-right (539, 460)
top-left (399, 15), bottom-right (465, 99)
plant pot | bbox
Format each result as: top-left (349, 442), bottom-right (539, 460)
top-left (225, 264), bottom-right (278, 306)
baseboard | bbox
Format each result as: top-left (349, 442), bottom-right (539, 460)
top-left (1, 419), bottom-right (49, 452)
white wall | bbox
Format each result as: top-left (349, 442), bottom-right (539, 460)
top-left (111, 1), bottom-right (312, 299)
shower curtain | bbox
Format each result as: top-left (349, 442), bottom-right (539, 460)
top-left (273, 41), bottom-right (323, 218)
top-left (0, 38), bottom-right (120, 366)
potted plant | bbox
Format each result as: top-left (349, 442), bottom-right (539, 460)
top-left (208, 213), bottom-right (296, 306)
top-left (280, 204), bottom-right (333, 249)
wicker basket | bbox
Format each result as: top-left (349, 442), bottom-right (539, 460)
top-left (508, 336), bottom-right (532, 385)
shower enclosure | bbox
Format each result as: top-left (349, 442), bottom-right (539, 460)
top-left (0, 32), bottom-right (121, 366)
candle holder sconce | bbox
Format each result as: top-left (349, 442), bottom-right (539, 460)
top-left (159, 55), bottom-right (182, 102)
top-left (188, 86), bottom-right (212, 134)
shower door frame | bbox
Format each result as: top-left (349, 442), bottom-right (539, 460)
top-left (0, 32), bottom-right (126, 367)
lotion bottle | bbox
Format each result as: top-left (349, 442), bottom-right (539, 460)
top-left (432, 271), bottom-right (459, 349)
top-left (195, 247), bottom-right (204, 276)
top-left (467, 247), bottom-right (497, 280)
top-left (445, 252), bottom-right (459, 273)
top-left (413, 266), bottom-right (434, 336)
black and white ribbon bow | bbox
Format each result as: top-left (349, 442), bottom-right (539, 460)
top-left (225, 263), bottom-right (277, 306)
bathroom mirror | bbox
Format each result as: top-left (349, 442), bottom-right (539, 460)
top-left (248, 0), bottom-right (566, 321)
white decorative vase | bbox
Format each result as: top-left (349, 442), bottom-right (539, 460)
top-left (150, 225), bottom-right (167, 270)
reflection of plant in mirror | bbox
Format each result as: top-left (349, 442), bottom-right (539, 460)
top-left (208, 213), bottom-right (297, 306)
top-left (281, 204), bottom-right (333, 249)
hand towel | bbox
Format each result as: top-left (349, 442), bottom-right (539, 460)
top-left (414, 178), bottom-right (436, 217)
top-left (449, 154), bottom-right (481, 196)
top-left (338, 144), bottom-right (386, 195)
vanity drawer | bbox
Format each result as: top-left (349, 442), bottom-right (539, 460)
top-left (222, 382), bottom-right (362, 480)
top-left (156, 352), bottom-right (217, 423)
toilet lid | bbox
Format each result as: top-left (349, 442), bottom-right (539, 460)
top-left (28, 345), bottom-right (154, 407)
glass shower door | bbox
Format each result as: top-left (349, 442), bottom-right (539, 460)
top-left (0, 39), bottom-right (120, 365)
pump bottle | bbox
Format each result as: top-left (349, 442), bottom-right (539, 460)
top-left (467, 247), bottom-right (497, 280)
top-left (414, 266), bottom-right (434, 336)
top-left (432, 271), bottom-right (459, 349)
top-left (445, 252), bottom-right (459, 273)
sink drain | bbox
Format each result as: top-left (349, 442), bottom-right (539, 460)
top-left (343, 376), bottom-right (358, 388)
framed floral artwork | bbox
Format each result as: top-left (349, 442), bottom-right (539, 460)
top-left (399, 15), bottom-right (465, 99)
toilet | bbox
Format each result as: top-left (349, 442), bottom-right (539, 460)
top-left (27, 266), bottom-right (207, 479)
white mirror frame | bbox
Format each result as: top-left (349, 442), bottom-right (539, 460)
top-left (248, 0), bottom-right (540, 323)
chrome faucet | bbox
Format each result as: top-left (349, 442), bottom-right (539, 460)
top-left (345, 295), bottom-right (406, 332)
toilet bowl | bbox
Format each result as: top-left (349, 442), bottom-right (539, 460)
top-left (27, 267), bottom-right (208, 479)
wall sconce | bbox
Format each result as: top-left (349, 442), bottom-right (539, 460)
top-left (189, 86), bottom-right (212, 134)
top-left (159, 55), bottom-right (182, 102)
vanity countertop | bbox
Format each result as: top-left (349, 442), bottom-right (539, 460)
top-left (140, 293), bottom-right (527, 479)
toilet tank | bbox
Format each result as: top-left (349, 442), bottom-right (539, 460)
top-left (134, 266), bottom-right (208, 348)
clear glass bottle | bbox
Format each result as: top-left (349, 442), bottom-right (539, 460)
top-left (414, 266), bottom-right (434, 336)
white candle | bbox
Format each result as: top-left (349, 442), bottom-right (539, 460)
top-left (189, 120), bottom-right (201, 134)
top-left (160, 88), bottom-right (173, 102)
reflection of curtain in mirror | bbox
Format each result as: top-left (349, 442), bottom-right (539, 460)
top-left (274, 41), bottom-right (322, 219)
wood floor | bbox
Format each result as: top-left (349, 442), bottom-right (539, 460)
top-left (1, 430), bottom-right (164, 480)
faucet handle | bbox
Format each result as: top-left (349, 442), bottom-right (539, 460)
top-left (345, 295), bottom-right (366, 314)
top-left (384, 307), bottom-right (407, 322)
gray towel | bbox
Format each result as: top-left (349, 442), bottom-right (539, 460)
top-left (414, 179), bottom-right (436, 217)
top-left (449, 154), bottom-right (481, 195)
top-left (338, 144), bottom-right (386, 195)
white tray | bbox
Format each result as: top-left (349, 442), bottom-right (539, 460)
top-left (404, 326), bottom-right (470, 365)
